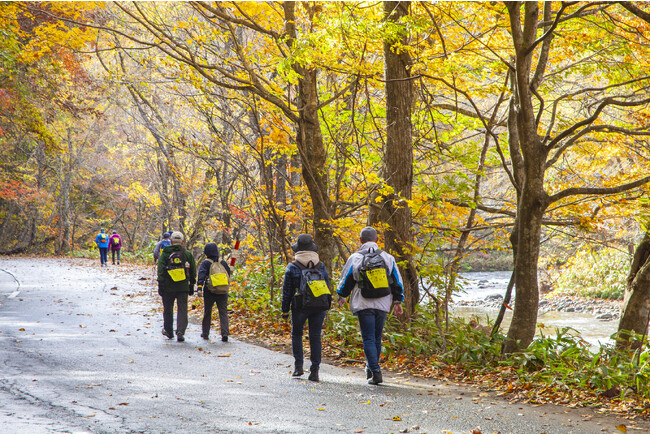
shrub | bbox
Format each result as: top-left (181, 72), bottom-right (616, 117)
top-left (550, 247), bottom-right (628, 299)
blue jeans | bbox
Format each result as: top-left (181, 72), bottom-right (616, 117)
top-left (291, 309), bottom-right (326, 370)
top-left (99, 247), bottom-right (108, 265)
top-left (356, 309), bottom-right (387, 372)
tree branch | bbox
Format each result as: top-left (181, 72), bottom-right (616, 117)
top-left (549, 176), bottom-right (650, 204)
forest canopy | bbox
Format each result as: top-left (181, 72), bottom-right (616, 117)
top-left (3, 1), bottom-right (650, 351)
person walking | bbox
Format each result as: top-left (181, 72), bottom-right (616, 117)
top-left (153, 232), bottom-right (171, 263)
top-left (108, 230), bottom-right (122, 265)
top-left (94, 228), bottom-right (109, 267)
top-left (336, 227), bottom-right (404, 385)
top-left (281, 234), bottom-right (332, 382)
top-left (157, 232), bottom-right (196, 342)
top-left (197, 243), bottom-right (231, 342)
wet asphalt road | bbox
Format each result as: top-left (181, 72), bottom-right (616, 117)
top-left (0, 257), bottom-right (647, 434)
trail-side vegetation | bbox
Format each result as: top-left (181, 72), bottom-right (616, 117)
top-left (201, 261), bottom-right (650, 418)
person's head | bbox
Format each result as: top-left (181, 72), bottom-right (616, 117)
top-left (204, 242), bottom-right (219, 259)
top-left (162, 232), bottom-right (170, 240)
top-left (100, 228), bottom-right (105, 233)
top-left (112, 230), bottom-right (117, 234)
top-left (170, 231), bottom-right (184, 245)
top-left (360, 226), bottom-right (378, 243)
top-left (291, 234), bottom-right (318, 253)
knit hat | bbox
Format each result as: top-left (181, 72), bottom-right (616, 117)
top-left (162, 232), bottom-right (170, 239)
top-left (360, 227), bottom-right (378, 242)
top-left (291, 234), bottom-right (318, 252)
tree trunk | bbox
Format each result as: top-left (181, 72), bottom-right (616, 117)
top-left (502, 1), bottom-right (550, 352)
top-left (381, 0), bottom-right (419, 317)
top-left (284, 2), bottom-right (336, 272)
top-left (617, 232), bottom-right (650, 349)
top-left (503, 182), bottom-right (547, 353)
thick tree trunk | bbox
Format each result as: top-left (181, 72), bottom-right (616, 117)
top-left (381, 1), bottom-right (419, 317)
top-left (617, 233), bottom-right (650, 349)
top-left (284, 2), bottom-right (336, 272)
top-left (503, 182), bottom-right (547, 353)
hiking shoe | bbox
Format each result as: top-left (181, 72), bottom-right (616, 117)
top-left (201, 334), bottom-right (209, 340)
top-left (292, 364), bottom-right (304, 377)
top-left (308, 369), bottom-right (319, 382)
top-left (365, 367), bottom-right (372, 380)
top-left (162, 330), bottom-right (173, 339)
top-left (221, 336), bottom-right (228, 342)
top-left (176, 334), bottom-right (185, 342)
top-left (368, 370), bottom-right (383, 385)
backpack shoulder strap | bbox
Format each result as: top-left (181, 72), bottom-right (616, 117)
top-left (292, 261), bottom-right (306, 271)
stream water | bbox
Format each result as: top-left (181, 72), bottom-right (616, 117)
top-left (451, 271), bottom-right (619, 348)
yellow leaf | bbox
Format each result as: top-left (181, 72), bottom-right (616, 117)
top-left (392, 416), bottom-right (402, 421)
top-left (317, 408), bottom-right (325, 411)
top-left (616, 425), bottom-right (627, 433)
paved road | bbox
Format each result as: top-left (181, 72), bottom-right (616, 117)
top-left (0, 257), bottom-right (647, 433)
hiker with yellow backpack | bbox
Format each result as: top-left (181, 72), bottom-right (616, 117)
top-left (197, 243), bottom-right (231, 342)
top-left (157, 232), bottom-right (197, 342)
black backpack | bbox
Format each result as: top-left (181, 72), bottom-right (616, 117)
top-left (166, 249), bottom-right (187, 282)
top-left (358, 249), bottom-right (392, 299)
top-left (293, 261), bottom-right (331, 312)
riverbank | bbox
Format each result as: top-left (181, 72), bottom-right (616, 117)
top-left (456, 293), bottom-right (622, 321)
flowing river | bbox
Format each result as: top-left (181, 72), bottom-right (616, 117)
top-left (451, 271), bottom-right (619, 348)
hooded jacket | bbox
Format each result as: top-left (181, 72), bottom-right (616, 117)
top-left (109, 234), bottom-right (122, 250)
top-left (197, 243), bottom-right (231, 291)
top-left (336, 241), bottom-right (404, 314)
top-left (157, 244), bottom-right (197, 293)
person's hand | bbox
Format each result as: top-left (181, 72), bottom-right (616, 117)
top-left (197, 285), bottom-right (203, 297)
top-left (393, 303), bottom-right (403, 316)
top-left (188, 284), bottom-right (195, 296)
top-left (337, 297), bottom-right (346, 307)
top-left (281, 312), bottom-right (290, 320)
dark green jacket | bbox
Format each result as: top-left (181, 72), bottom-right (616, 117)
top-left (157, 244), bottom-right (197, 293)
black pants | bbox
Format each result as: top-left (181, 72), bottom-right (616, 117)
top-left (161, 292), bottom-right (188, 336)
top-left (202, 291), bottom-right (229, 338)
top-left (291, 309), bottom-right (326, 370)
top-left (111, 249), bottom-right (121, 264)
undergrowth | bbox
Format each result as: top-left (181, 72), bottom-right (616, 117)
top-left (549, 247), bottom-right (628, 300)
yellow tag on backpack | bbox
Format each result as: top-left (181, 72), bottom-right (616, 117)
top-left (308, 280), bottom-right (330, 297)
top-left (210, 272), bottom-right (228, 287)
top-left (366, 268), bottom-right (388, 288)
top-left (168, 268), bottom-right (186, 282)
